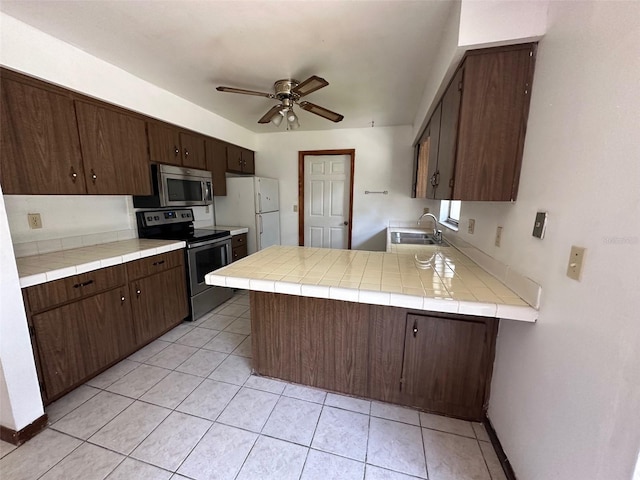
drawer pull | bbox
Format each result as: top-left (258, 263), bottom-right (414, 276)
top-left (152, 260), bottom-right (166, 266)
top-left (73, 279), bottom-right (94, 289)
top-left (136, 288), bottom-right (141, 296)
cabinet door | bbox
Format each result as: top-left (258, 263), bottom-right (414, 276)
top-left (435, 69), bottom-right (462, 200)
top-left (148, 122), bottom-right (181, 166)
top-left (226, 144), bottom-right (243, 173)
top-left (160, 267), bottom-right (189, 330)
top-left (75, 101), bottom-right (151, 195)
top-left (81, 288), bottom-right (135, 370)
top-left (129, 273), bottom-right (166, 345)
top-left (32, 302), bottom-right (89, 399)
top-left (0, 76), bottom-right (86, 194)
top-left (402, 314), bottom-right (492, 419)
top-left (454, 46), bottom-right (534, 201)
top-left (180, 132), bottom-right (206, 170)
top-left (241, 149), bottom-right (255, 174)
top-left (205, 138), bottom-right (227, 196)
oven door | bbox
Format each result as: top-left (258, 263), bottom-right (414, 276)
top-left (187, 239), bottom-right (231, 296)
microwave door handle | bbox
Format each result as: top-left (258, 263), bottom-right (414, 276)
top-left (203, 181), bottom-right (211, 202)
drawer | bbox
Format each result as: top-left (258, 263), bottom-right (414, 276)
top-left (26, 264), bottom-right (126, 313)
top-left (232, 244), bottom-right (248, 262)
top-left (232, 233), bottom-right (247, 248)
top-left (126, 250), bottom-right (184, 281)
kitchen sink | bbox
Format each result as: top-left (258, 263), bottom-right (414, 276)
top-left (390, 232), bottom-right (448, 246)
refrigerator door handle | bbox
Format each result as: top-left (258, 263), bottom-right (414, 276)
top-left (259, 214), bottom-right (263, 234)
top-left (258, 192), bottom-right (262, 213)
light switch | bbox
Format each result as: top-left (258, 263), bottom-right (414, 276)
top-left (495, 226), bottom-right (503, 247)
top-left (532, 211), bottom-right (547, 239)
top-left (293, 205), bottom-right (298, 212)
top-left (566, 246), bottom-right (586, 281)
top-left (468, 219), bottom-right (475, 234)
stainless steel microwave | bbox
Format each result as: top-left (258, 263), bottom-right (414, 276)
top-left (133, 164), bottom-right (213, 208)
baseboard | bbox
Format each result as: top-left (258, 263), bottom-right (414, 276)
top-left (0, 414), bottom-right (48, 446)
top-left (483, 416), bottom-right (517, 480)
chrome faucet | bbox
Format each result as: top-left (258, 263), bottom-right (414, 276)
top-left (417, 212), bottom-right (443, 244)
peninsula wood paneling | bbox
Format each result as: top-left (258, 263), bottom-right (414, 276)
top-left (250, 291), bottom-right (499, 421)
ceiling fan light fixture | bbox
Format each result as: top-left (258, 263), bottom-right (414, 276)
top-left (271, 110), bottom-right (284, 126)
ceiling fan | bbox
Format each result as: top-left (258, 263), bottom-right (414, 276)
top-left (216, 76), bottom-right (344, 130)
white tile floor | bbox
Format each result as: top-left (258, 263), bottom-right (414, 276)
top-left (0, 290), bottom-right (507, 480)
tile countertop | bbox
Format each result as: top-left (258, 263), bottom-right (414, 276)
top-left (206, 245), bottom-right (538, 322)
top-left (16, 239), bottom-right (186, 288)
top-left (216, 226), bottom-right (249, 236)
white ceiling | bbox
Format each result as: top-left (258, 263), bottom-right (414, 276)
top-left (0, 1), bottom-right (454, 132)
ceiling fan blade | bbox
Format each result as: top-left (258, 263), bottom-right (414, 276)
top-left (292, 75), bottom-right (329, 97)
top-left (258, 105), bottom-right (283, 124)
top-left (216, 86), bottom-right (274, 98)
top-left (299, 101), bottom-right (344, 122)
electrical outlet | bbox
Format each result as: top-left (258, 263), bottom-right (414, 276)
top-left (423, 207), bottom-right (430, 214)
top-left (293, 205), bottom-right (298, 212)
top-left (205, 205), bottom-right (210, 214)
top-left (28, 213), bottom-right (42, 229)
top-left (495, 226), bottom-right (503, 247)
top-left (566, 246), bottom-right (586, 281)
top-left (468, 219), bottom-right (475, 234)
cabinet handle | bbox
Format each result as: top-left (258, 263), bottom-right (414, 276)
top-left (152, 260), bottom-right (165, 266)
top-left (412, 320), bottom-right (418, 338)
top-left (184, 148), bottom-right (189, 157)
top-left (434, 171), bottom-right (440, 187)
top-left (136, 287), bottom-right (141, 296)
top-left (174, 145), bottom-right (179, 156)
top-left (430, 173), bottom-right (437, 187)
top-left (243, 160), bottom-right (247, 167)
top-left (91, 169), bottom-right (97, 183)
top-left (238, 158), bottom-right (242, 166)
top-left (73, 279), bottom-right (94, 289)
top-left (70, 167), bottom-right (78, 182)
top-left (121, 295), bottom-right (125, 303)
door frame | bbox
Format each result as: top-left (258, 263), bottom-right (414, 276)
top-left (298, 149), bottom-right (355, 249)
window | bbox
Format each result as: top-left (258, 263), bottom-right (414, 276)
top-left (440, 200), bottom-right (461, 229)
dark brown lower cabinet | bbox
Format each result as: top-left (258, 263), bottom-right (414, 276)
top-left (32, 287), bottom-right (133, 400)
top-left (251, 292), bottom-right (498, 421)
top-left (401, 314), bottom-right (496, 419)
top-left (130, 266), bottom-right (188, 345)
top-left (25, 251), bottom-right (189, 404)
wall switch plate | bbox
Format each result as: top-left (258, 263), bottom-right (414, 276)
top-left (468, 219), bottom-right (475, 234)
top-left (495, 226), bottom-right (503, 247)
top-left (28, 213), bottom-right (42, 229)
top-left (293, 205), bottom-right (298, 212)
top-left (423, 207), bottom-right (430, 214)
top-left (532, 211), bottom-right (547, 239)
top-left (567, 246), bottom-right (586, 281)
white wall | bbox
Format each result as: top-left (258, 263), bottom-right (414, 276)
top-left (256, 126), bottom-right (426, 251)
top-left (427, 2), bottom-right (640, 479)
top-left (0, 186), bottom-right (45, 431)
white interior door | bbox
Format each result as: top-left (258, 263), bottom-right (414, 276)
top-left (304, 155), bottom-right (350, 249)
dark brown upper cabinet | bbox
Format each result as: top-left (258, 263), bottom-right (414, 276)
top-left (0, 71), bottom-right (86, 195)
top-left (414, 43), bottom-right (536, 201)
top-left (179, 131), bottom-right (206, 170)
top-left (74, 101), bottom-right (151, 195)
top-left (205, 138), bottom-right (227, 196)
top-left (147, 121), bottom-right (207, 170)
top-left (226, 144), bottom-right (255, 175)
top-left (147, 121), bottom-right (181, 166)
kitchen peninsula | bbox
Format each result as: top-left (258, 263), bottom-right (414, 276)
top-left (206, 244), bottom-right (536, 420)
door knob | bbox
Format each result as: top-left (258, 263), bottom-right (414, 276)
top-left (343, 221), bottom-right (348, 226)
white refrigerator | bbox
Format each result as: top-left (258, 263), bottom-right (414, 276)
top-left (215, 176), bottom-right (281, 255)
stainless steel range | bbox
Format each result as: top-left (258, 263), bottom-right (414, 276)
top-left (136, 209), bottom-right (233, 320)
